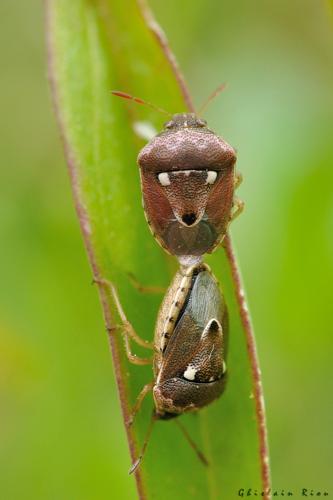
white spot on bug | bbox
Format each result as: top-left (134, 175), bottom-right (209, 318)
top-left (222, 360), bottom-right (227, 374)
top-left (158, 172), bottom-right (171, 186)
top-left (184, 365), bottom-right (197, 381)
top-left (209, 376), bottom-right (214, 382)
top-left (206, 171), bottom-right (217, 185)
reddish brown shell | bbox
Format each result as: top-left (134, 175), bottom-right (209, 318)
top-left (138, 114), bottom-right (236, 257)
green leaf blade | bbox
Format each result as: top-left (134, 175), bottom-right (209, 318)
top-left (47, 1), bottom-right (270, 498)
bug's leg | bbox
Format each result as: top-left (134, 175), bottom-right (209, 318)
top-left (234, 171), bottom-right (243, 189)
top-left (174, 419), bottom-right (209, 466)
top-left (230, 197), bottom-right (244, 222)
top-left (93, 277), bottom-right (154, 356)
top-left (108, 280), bottom-right (154, 349)
top-left (127, 272), bottom-right (166, 295)
top-left (116, 325), bottom-right (153, 365)
top-left (127, 381), bottom-right (154, 426)
top-left (129, 412), bottom-right (157, 474)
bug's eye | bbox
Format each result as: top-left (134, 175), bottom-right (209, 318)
top-left (196, 118), bottom-right (207, 127)
top-left (164, 120), bottom-right (174, 129)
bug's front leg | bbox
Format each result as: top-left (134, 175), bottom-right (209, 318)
top-left (93, 277), bottom-right (154, 365)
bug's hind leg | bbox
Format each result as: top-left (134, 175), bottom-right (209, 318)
top-left (174, 419), bottom-right (209, 467)
top-left (93, 277), bottom-right (154, 364)
top-left (129, 412), bottom-right (157, 474)
top-left (109, 323), bottom-right (153, 366)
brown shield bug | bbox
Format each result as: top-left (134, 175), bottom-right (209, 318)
top-left (112, 90), bottom-right (244, 261)
top-left (95, 262), bottom-right (228, 472)
top-left (152, 262), bottom-right (228, 420)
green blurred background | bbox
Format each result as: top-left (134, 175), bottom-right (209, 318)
top-left (1, 1), bottom-right (332, 499)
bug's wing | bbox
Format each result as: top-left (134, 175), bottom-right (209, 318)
top-left (187, 270), bottom-right (225, 329)
top-left (159, 270), bottom-right (227, 383)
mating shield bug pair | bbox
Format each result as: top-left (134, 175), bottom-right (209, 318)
top-left (102, 88), bottom-right (242, 471)
top-left (96, 263), bottom-right (227, 472)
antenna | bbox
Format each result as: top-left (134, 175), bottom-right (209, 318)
top-left (197, 82), bottom-right (227, 116)
top-left (112, 91), bottom-right (172, 117)
top-left (174, 419), bottom-right (209, 466)
top-left (129, 413), bottom-right (156, 475)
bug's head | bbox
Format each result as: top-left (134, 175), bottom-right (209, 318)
top-left (163, 113), bottom-right (207, 130)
